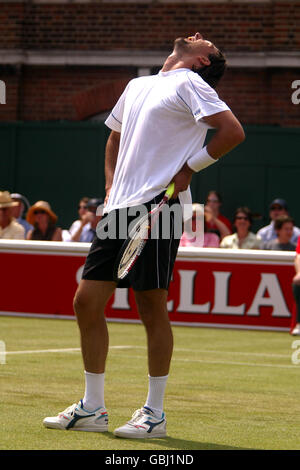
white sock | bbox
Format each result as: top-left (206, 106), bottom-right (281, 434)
top-left (82, 371), bottom-right (105, 411)
top-left (144, 374), bottom-right (168, 417)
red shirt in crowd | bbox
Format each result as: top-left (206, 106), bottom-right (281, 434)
top-left (206, 214), bottom-right (233, 234)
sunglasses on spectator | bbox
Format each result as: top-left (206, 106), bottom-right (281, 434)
top-left (34, 210), bottom-right (47, 215)
top-left (235, 216), bottom-right (249, 220)
top-left (78, 205), bottom-right (87, 210)
top-left (270, 206), bottom-right (284, 211)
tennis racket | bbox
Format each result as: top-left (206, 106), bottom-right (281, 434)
top-left (113, 183), bottom-right (175, 282)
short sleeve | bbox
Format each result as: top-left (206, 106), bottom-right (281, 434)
top-left (105, 82), bottom-right (130, 132)
top-left (180, 71), bottom-right (230, 122)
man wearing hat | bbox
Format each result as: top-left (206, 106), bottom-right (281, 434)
top-left (257, 198), bottom-right (300, 245)
top-left (0, 191), bottom-right (25, 239)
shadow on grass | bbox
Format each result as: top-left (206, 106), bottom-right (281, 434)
top-left (102, 432), bottom-right (251, 450)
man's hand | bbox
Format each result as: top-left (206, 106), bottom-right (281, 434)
top-left (104, 188), bottom-right (111, 207)
top-left (172, 162), bottom-right (194, 199)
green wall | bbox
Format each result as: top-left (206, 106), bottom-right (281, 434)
top-left (1, 122), bottom-right (299, 232)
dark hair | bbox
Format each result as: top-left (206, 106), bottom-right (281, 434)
top-left (274, 215), bottom-right (294, 231)
top-left (234, 207), bottom-right (253, 225)
top-left (206, 190), bottom-right (222, 203)
top-left (195, 50), bottom-right (227, 89)
top-left (79, 197), bottom-right (89, 204)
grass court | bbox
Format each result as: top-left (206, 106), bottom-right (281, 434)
top-left (0, 315), bottom-right (299, 450)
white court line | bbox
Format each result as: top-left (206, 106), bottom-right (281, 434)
top-left (5, 345), bottom-right (133, 355)
top-left (111, 353), bottom-right (298, 370)
top-left (5, 345), bottom-right (291, 358)
top-left (4, 345), bottom-right (297, 369)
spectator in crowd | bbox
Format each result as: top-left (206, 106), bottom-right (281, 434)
top-left (261, 215), bottom-right (296, 251)
top-left (180, 203), bottom-right (219, 247)
top-left (68, 197), bottom-right (92, 242)
top-left (0, 191), bottom-right (25, 239)
top-left (75, 198), bottom-right (103, 243)
top-left (291, 236), bottom-right (300, 335)
top-left (257, 198), bottom-right (300, 245)
top-left (220, 207), bottom-right (261, 249)
top-left (10, 193), bottom-right (33, 237)
top-left (26, 201), bottom-right (62, 241)
top-left (205, 190), bottom-right (232, 240)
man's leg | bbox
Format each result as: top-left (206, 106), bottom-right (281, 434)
top-left (74, 279), bottom-right (116, 373)
top-left (134, 288), bottom-right (173, 377)
top-left (291, 283), bottom-right (300, 335)
top-left (43, 279), bottom-right (116, 432)
top-left (113, 288), bottom-right (171, 439)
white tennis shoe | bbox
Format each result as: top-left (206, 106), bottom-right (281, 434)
top-left (291, 323), bottom-right (300, 335)
top-left (114, 406), bottom-right (167, 438)
top-left (43, 399), bottom-right (108, 432)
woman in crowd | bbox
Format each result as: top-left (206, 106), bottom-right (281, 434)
top-left (205, 190), bottom-right (232, 240)
top-left (220, 206), bottom-right (261, 249)
top-left (26, 201), bottom-right (62, 241)
top-left (180, 203), bottom-right (220, 248)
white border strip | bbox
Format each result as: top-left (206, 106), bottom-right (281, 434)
top-left (0, 50), bottom-right (299, 69)
top-left (0, 240), bottom-right (295, 265)
top-left (0, 311), bottom-right (290, 332)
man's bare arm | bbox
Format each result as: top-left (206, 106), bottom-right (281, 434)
top-left (204, 110), bottom-right (245, 159)
top-left (104, 130), bottom-right (121, 205)
top-left (172, 110), bottom-right (245, 199)
top-left (294, 254), bottom-right (300, 285)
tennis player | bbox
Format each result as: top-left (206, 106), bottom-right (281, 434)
top-left (43, 32), bottom-right (245, 438)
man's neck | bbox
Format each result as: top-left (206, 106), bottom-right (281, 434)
top-left (161, 53), bottom-right (191, 72)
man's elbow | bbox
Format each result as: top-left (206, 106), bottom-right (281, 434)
top-left (232, 123), bottom-right (245, 145)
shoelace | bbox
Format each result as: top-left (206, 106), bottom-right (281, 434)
top-left (128, 408), bottom-right (150, 425)
top-left (62, 403), bottom-right (77, 416)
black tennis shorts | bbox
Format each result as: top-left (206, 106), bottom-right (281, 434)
top-left (82, 192), bottom-right (182, 291)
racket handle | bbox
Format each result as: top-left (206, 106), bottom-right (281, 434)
top-left (165, 182), bottom-right (175, 199)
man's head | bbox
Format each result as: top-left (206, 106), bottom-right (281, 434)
top-left (174, 32), bottom-right (226, 88)
top-left (86, 198), bottom-right (104, 229)
top-left (269, 198), bottom-right (288, 221)
top-left (274, 215), bottom-right (294, 244)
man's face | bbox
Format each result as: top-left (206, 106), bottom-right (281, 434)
top-left (0, 207), bottom-right (13, 227)
top-left (269, 204), bottom-right (287, 221)
top-left (11, 200), bottom-right (23, 219)
top-left (174, 32), bottom-right (217, 60)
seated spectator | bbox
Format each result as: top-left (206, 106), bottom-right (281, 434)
top-left (26, 201), bottom-right (62, 241)
top-left (75, 198), bottom-right (103, 243)
top-left (180, 203), bottom-right (220, 248)
top-left (68, 197), bottom-right (91, 242)
top-left (0, 191), bottom-right (25, 239)
top-left (220, 207), bottom-right (261, 249)
top-left (204, 190), bottom-right (232, 240)
top-left (262, 215), bottom-right (296, 251)
top-left (10, 193), bottom-right (33, 237)
top-left (257, 198), bottom-right (300, 245)
top-left (291, 236), bottom-right (300, 336)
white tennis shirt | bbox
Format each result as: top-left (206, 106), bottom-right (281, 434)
top-left (104, 68), bottom-right (230, 218)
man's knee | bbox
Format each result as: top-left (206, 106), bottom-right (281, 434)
top-left (135, 289), bottom-right (168, 325)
